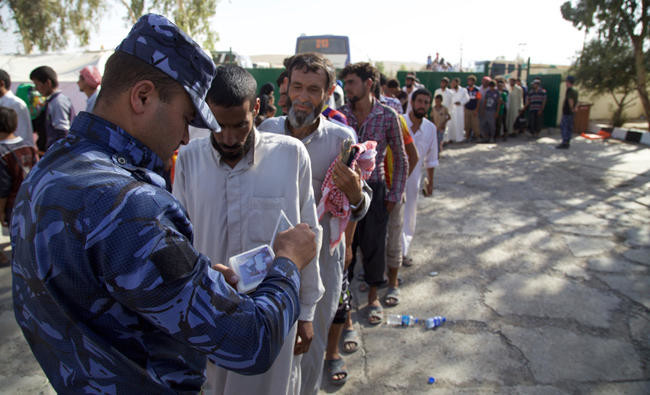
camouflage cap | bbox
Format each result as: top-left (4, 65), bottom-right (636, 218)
top-left (116, 14), bottom-right (220, 132)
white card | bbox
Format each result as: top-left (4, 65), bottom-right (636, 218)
top-left (229, 245), bottom-right (275, 293)
top-left (269, 209), bottom-right (293, 250)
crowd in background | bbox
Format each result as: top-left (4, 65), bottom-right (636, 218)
top-left (425, 53), bottom-right (455, 71)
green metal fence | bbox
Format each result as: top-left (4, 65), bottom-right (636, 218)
top-left (246, 68), bottom-right (285, 115)
top-left (397, 71), bottom-right (561, 128)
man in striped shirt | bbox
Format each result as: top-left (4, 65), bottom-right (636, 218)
top-left (525, 79), bottom-right (547, 137)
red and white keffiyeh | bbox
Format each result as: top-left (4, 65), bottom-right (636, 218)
top-left (317, 140), bottom-right (377, 254)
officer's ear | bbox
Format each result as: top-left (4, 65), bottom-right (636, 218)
top-left (130, 80), bottom-right (157, 115)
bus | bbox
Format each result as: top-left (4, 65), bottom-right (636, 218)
top-left (295, 35), bottom-right (350, 69)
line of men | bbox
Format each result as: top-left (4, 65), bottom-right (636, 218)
top-left (8, 14), bottom-right (445, 395)
top-left (426, 73), bottom-right (579, 149)
top-left (260, 57), bottom-right (443, 387)
top-left (397, 72), bottom-right (550, 145)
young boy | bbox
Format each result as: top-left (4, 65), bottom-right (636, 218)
top-left (496, 79), bottom-right (509, 141)
top-left (431, 94), bottom-right (450, 155)
top-left (0, 107), bottom-right (38, 233)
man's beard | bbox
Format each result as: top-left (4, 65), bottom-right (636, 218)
top-left (406, 82), bottom-right (413, 88)
top-left (413, 108), bottom-right (426, 119)
top-left (346, 85), bottom-right (369, 110)
top-left (288, 98), bottom-right (322, 129)
top-left (347, 92), bottom-right (361, 104)
top-left (211, 129), bottom-right (255, 161)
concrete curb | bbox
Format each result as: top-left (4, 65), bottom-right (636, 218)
top-left (610, 127), bottom-right (650, 146)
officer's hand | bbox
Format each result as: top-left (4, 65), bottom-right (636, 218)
top-left (273, 223), bottom-right (316, 270)
top-left (211, 263), bottom-right (240, 288)
top-left (294, 320), bottom-right (314, 355)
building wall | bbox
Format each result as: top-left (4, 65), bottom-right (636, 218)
top-left (580, 90), bottom-right (645, 121)
top-left (556, 82), bottom-right (646, 124)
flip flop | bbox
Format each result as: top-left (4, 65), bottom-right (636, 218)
top-left (342, 329), bottom-right (360, 353)
top-left (367, 304), bottom-right (383, 325)
top-left (384, 287), bottom-right (400, 307)
top-left (325, 358), bottom-right (348, 385)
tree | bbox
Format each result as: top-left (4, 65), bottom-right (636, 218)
top-left (561, 0), bottom-right (650, 130)
top-left (1, 0), bottom-right (104, 54)
top-left (571, 39), bottom-right (646, 126)
top-left (119, 0), bottom-right (219, 51)
top-left (0, 0), bottom-right (219, 54)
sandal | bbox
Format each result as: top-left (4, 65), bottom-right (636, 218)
top-left (325, 358), bottom-right (348, 385)
top-left (367, 304), bottom-right (383, 325)
top-left (342, 329), bottom-right (360, 353)
top-left (384, 287), bottom-right (400, 307)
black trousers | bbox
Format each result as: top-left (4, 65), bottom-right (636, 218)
top-left (350, 181), bottom-right (389, 286)
top-left (528, 110), bottom-right (543, 134)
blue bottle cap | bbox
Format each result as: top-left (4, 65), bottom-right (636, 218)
top-left (428, 377), bottom-right (435, 384)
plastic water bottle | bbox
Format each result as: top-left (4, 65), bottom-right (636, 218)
top-left (386, 314), bottom-right (420, 326)
top-left (425, 316), bottom-right (446, 329)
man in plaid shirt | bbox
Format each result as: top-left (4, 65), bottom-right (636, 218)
top-left (338, 63), bottom-right (408, 324)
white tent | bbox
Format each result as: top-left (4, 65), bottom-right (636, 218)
top-left (0, 50), bottom-right (113, 112)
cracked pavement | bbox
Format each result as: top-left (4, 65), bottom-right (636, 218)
top-left (0, 130), bottom-right (648, 394)
top-left (321, 131), bottom-right (649, 394)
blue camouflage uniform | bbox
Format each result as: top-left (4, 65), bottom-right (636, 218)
top-left (12, 111), bottom-right (302, 393)
top-left (11, 14), bottom-right (303, 394)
